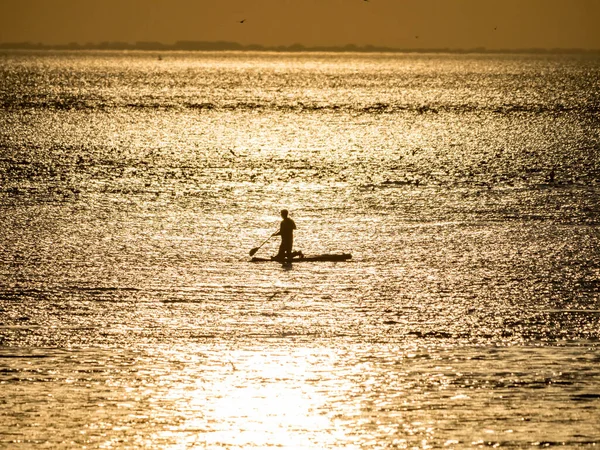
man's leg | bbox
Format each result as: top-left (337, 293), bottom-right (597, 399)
top-left (282, 239), bottom-right (293, 260)
top-left (276, 241), bottom-right (285, 259)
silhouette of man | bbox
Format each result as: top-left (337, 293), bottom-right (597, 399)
top-left (272, 209), bottom-right (296, 260)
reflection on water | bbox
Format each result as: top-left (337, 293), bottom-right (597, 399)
top-left (1, 51), bottom-right (600, 447)
top-left (1, 345), bottom-right (599, 448)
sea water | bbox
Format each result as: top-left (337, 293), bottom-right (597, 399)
top-left (1, 50), bottom-right (599, 448)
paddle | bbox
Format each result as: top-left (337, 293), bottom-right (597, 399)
top-left (249, 234), bottom-right (274, 257)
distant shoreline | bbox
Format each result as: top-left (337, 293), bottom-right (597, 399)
top-left (1, 41), bottom-right (599, 54)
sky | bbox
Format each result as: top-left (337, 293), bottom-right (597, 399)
top-left (1, 0), bottom-right (599, 50)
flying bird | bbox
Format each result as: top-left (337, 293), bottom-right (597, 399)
top-left (239, 19), bottom-right (246, 24)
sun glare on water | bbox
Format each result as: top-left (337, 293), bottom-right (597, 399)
top-left (147, 348), bottom-right (350, 449)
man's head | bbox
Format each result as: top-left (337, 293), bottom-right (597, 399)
top-left (280, 209), bottom-right (289, 218)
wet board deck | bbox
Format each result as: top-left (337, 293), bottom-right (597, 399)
top-left (251, 253), bottom-right (352, 263)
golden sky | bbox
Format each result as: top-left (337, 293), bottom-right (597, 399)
top-left (1, 0), bottom-right (599, 49)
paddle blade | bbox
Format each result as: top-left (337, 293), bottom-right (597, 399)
top-left (249, 247), bottom-right (259, 256)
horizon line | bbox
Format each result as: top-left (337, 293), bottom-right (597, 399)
top-left (1, 40), bottom-right (600, 54)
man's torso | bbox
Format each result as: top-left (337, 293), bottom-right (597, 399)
top-left (280, 218), bottom-right (296, 239)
